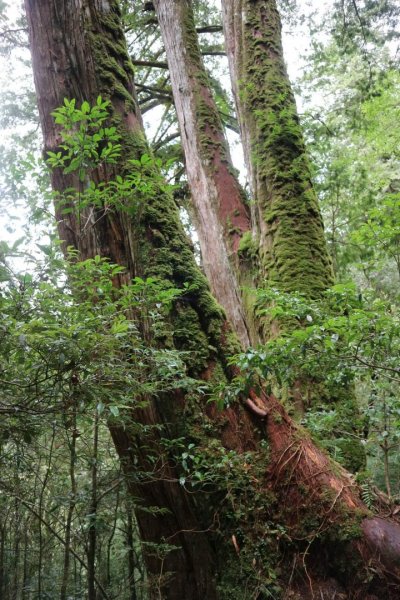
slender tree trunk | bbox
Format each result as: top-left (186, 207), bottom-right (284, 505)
top-left (21, 528), bottom-right (28, 600)
top-left (38, 427), bottom-right (56, 599)
top-left (106, 487), bottom-right (119, 588)
top-left (60, 402), bottom-right (78, 600)
top-left (0, 522), bottom-right (6, 600)
top-left (126, 501), bottom-right (138, 600)
top-left (24, 1), bottom-right (400, 598)
top-left (221, 0), bottom-right (333, 296)
top-left (220, 0), bottom-right (257, 237)
top-left (12, 493), bottom-right (21, 600)
top-left (74, 556), bottom-right (78, 598)
top-left (153, 0), bottom-right (253, 347)
top-left (87, 411), bottom-right (99, 600)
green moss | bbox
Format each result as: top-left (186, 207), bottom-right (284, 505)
top-left (135, 180), bottom-right (230, 374)
top-left (86, 2), bottom-right (137, 112)
top-left (79, 1), bottom-right (237, 386)
top-left (172, 302), bottom-right (212, 374)
top-left (240, 2), bottom-right (334, 298)
top-left (238, 230), bottom-right (257, 258)
top-left (335, 438), bottom-right (366, 473)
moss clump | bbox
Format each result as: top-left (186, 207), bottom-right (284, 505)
top-left (238, 230), bottom-right (257, 259)
top-left (85, 1), bottom-right (138, 112)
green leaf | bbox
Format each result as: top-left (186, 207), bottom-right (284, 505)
top-left (109, 405), bottom-right (120, 417)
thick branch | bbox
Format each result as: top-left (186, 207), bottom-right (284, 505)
top-left (202, 50), bottom-right (226, 56)
top-left (132, 59), bottom-right (168, 69)
top-left (196, 25), bottom-right (223, 34)
top-left (153, 131), bottom-right (180, 150)
top-left (142, 15), bottom-right (223, 35)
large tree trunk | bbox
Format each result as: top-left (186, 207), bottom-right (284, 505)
top-left (25, 1), bottom-right (400, 598)
top-left (153, 0), bottom-right (253, 348)
top-left (221, 0), bottom-right (333, 296)
top-left (24, 2), bottom-right (220, 597)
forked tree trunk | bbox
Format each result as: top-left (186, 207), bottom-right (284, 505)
top-left (153, 0), bottom-right (253, 348)
top-left (25, 1), bottom-right (400, 598)
top-left (221, 0), bottom-right (333, 296)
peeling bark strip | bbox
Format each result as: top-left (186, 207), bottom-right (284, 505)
top-left (222, 0), bottom-right (333, 296)
top-left (153, 0), bottom-right (252, 348)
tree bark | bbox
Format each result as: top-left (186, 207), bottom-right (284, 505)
top-left (24, 1), bottom-right (400, 598)
top-left (25, 1), bottom-right (221, 597)
top-left (153, 0), bottom-right (253, 348)
top-left (221, 0), bottom-right (333, 296)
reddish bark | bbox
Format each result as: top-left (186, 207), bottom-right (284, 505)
top-left (153, 0), bottom-right (253, 347)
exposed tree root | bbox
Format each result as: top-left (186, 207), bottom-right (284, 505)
top-left (251, 391), bottom-right (400, 597)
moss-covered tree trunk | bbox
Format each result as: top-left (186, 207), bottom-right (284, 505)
top-left (221, 0), bottom-right (333, 296)
top-left (220, 0), bottom-right (365, 467)
top-left (24, 1), bottom-right (221, 597)
top-left (153, 0), bottom-right (253, 347)
top-left (25, 1), bottom-right (400, 598)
